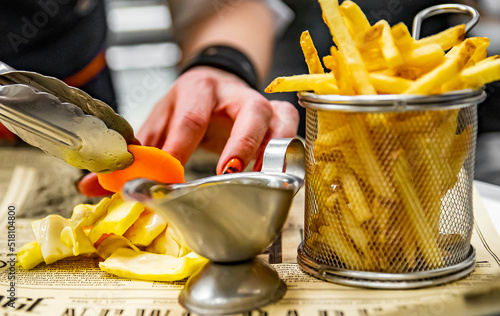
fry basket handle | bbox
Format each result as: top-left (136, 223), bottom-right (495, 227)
top-left (412, 3), bottom-right (480, 40)
top-left (261, 138), bottom-right (305, 180)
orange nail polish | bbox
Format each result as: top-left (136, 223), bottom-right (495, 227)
top-left (223, 158), bottom-right (243, 174)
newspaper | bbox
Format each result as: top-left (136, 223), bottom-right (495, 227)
top-left (1, 148), bottom-right (500, 316)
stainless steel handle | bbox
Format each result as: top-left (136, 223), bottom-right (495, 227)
top-left (0, 61), bottom-right (83, 150)
top-left (0, 84), bottom-right (133, 173)
top-left (0, 61), bottom-right (15, 76)
top-left (261, 138), bottom-right (305, 181)
top-left (0, 93), bottom-right (82, 150)
top-left (412, 3), bottom-right (480, 40)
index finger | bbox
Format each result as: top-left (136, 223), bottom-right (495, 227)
top-left (161, 80), bottom-right (217, 165)
top-left (216, 97), bottom-right (273, 174)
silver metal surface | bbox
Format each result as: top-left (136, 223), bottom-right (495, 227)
top-left (0, 89), bottom-right (82, 150)
top-left (0, 61), bottom-right (137, 172)
top-left (0, 61), bottom-right (137, 144)
top-left (0, 62), bottom-right (15, 75)
top-left (298, 243), bottom-right (477, 289)
top-left (0, 84), bottom-right (133, 173)
top-left (300, 89), bottom-right (480, 286)
top-left (125, 172), bottom-right (302, 262)
top-left (298, 88), bottom-right (486, 112)
top-left (412, 4), bottom-right (480, 40)
top-left (124, 138), bottom-right (305, 315)
top-left (179, 258), bottom-right (287, 315)
top-left (261, 137), bottom-right (305, 184)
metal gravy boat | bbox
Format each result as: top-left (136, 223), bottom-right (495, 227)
top-left (123, 138), bottom-right (305, 315)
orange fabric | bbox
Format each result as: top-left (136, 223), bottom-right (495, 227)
top-left (63, 50), bottom-right (107, 87)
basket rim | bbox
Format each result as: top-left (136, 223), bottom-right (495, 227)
top-left (298, 88), bottom-right (486, 112)
top-left (296, 242), bottom-right (476, 289)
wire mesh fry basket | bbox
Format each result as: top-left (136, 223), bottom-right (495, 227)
top-left (297, 89), bottom-right (486, 289)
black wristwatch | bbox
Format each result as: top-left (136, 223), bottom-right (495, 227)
top-left (180, 45), bottom-right (258, 90)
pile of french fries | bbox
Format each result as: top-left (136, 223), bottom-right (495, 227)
top-left (265, 1), bottom-right (500, 95)
top-left (265, 0), bottom-right (500, 272)
top-left (306, 108), bottom-right (473, 272)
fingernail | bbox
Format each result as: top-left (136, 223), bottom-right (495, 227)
top-left (223, 158), bottom-right (243, 174)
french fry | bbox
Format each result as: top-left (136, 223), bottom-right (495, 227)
top-left (448, 126), bottom-right (474, 178)
top-left (460, 55), bottom-right (500, 87)
top-left (372, 197), bottom-right (392, 245)
top-left (360, 50), bottom-right (388, 72)
top-left (392, 65), bottom-right (423, 80)
top-left (371, 198), bottom-right (395, 269)
top-left (400, 43), bottom-right (444, 68)
top-left (400, 226), bottom-right (418, 269)
top-left (359, 22), bottom-right (384, 49)
top-left (318, 0), bottom-right (376, 94)
top-left (313, 83), bottom-right (341, 95)
top-left (315, 124), bottom-right (352, 147)
top-left (455, 38), bottom-right (489, 79)
top-left (313, 140), bottom-right (344, 162)
top-left (339, 140), bottom-right (369, 179)
top-left (434, 109), bottom-right (460, 161)
top-left (382, 224), bottom-right (404, 272)
top-left (404, 38), bottom-right (477, 94)
top-left (419, 135), bottom-right (456, 188)
top-left (414, 24), bottom-right (466, 51)
top-left (357, 23), bottom-right (388, 72)
top-left (376, 20), bottom-right (404, 68)
top-left (369, 72), bottom-right (412, 94)
top-left (458, 37), bottom-right (490, 71)
top-left (391, 22), bottom-right (415, 52)
top-left (340, 0), bottom-right (371, 40)
top-left (392, 149), bottom-right (444, 267)
top-left (322, 55), bottom-right (336, 71)
top-left (365, 112), bottom-right (391, 132)
top-left (347, 115), bottom-right (395, 200)
top-left (342, 173), bottom-right (372, 223)
top-left (318, 160), bottom-right (342, 183)
top-left (319, 209), bottom-right (365, 270)
top-left (470, 37), bottom-right (490, 63)
top-left (309, 163), bottom-right (332, 214)
top-left (409, 135), bottom-right (453, 233)
top-left (264, 74), bottom-right (338, 94)
top-left (300, 30), bottom-right (325, 74)
top-left (388, 111), bottom-right (446, 134)
top-left (317, 110), bottom-right (347, 135)
top-left (330, 46), bottom-right (357, 95)
top-left (440, 76), bottom-right (468, 93)
top-left (336, 193), bottom-right (378, 270)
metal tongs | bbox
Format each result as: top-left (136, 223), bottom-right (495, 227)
top-left (0, 61), bottom-right (137, 173)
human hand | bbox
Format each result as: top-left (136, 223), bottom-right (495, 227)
top-left (137, 66), bottom-right (300, 174)
top-left (76, 66), bottom-right (299, 197)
